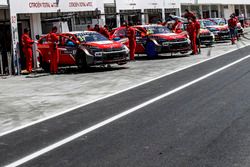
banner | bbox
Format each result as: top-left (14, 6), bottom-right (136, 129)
top-left (9, 0), bottom-right (103, 14)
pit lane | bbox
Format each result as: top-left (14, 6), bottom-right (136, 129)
top-left (0, 30), bottom-right (250, 135)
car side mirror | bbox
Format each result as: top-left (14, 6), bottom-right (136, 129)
top-left (35, 35), bottom-right (40, 40)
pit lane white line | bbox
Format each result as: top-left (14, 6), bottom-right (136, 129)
top-left (1, 44), bottom-right (249, 138)
top-left (5, 55), bottom-right (250, 167)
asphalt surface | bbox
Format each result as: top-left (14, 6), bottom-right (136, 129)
top-left (1, 31), bottom-right (250, 134)
top-left (1, 45), bottom-right (250, 166)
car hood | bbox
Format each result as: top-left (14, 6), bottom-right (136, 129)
top-left (150, 33), bottom-right (187, 40)
top-left (86, 40), bottom-right (123, 49)
top-left (200, 28), bottom-right (211, 34)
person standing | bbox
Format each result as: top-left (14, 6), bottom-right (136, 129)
top-left (126, 22), bottom-right (137, 61)
top-left (21, 28), bottom-right (34, 73)
top-left (228, 14), bottom-right (237, 45)
top-left (187, 18), bottom-right (197, 55)
top-left (193, 16), bottom-right (201, 54)
top-left (46, 26), bottom-right (59, 74)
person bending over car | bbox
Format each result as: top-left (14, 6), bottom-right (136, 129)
top-left (94, 24), bottom-right (110, 39)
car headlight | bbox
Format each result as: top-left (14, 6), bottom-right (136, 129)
top-left (122, 45), bottom-right (130, 53)
top-left (88, 47), bottom-right (102, 55)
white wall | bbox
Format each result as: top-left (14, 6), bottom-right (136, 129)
top-left (103, 0), bottom-right (114, 3)
top-left (180, 0), bottom-right (250, 4)
top-left (0, 0), bottom-right (7, 5)
top-left (116, 0), bottom-right (180, 11)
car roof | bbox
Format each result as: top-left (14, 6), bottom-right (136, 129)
top-left (63, 31), bottom-right (98, 34)
top-left (135, 24), bottom-right (163, 27)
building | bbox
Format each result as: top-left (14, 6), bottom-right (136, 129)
top-left (103, 0), bottom-right (250, 26)
top-left (1, 0), bottom-right (250, 75)
top-left (180, 0), bottom-right (250, 19)
top-left (5, 0), bottom-right (105, 74)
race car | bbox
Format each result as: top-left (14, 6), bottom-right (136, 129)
top-left (110, 25), bottom-right (191, 58)
top-left (37, 31), bottom-right (129, 72)
top-left (208, 18), bottom-right (244, 35)
top-left (174, 20), bottom-right (215, 47)
top-left (200, 19), bottom-right (230, 40)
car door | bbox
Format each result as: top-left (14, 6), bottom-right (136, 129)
top-left (58, 34), bottom-right (78, 65)
top-left (37, 36), bottom-right (50, 63)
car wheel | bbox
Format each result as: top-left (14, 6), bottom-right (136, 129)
top-left (145, 41), bottom-right (158, 59)
top-left (39, 55), bottom-right (50, 73)
top-left (76, 52), bottom-right (89, 72)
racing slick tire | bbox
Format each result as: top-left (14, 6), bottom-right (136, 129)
top-left (76, 52), bottom-right (90, 72)
top-left (145, 41), bottom-right (158, 59)
top-left (39, 55), bottom-right (50, 73)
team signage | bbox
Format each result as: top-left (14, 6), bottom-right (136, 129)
top-left (9, 0), bottom-right (100, 14)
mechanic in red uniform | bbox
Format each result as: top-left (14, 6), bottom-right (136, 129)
top-left (183, 9), bottom-right (195, 19)
top-left (228, 14), bottom-right (237, 44)
top-left (94, 24), bottom-right (110, 39)
top-left (193, 16), bottom-right (201, 54)
top-left (172, 18), bottom-right (181, 33)
top-left (21, 28), bottom-right (34, 73)
top-left (87, 25), bottom-right (94, 31)
top-left (126, 22), bottom-right (137, 61)
top-left (187, 18), bottom-right (197, 55)
top-left (46, 26), bottom-right (59, 74)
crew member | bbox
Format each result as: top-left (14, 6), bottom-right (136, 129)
top-left (187, 18), bottom-right (197, 55)
top-left (183, 9), bottom-right (195, 19)
top-left (228, 14), bottom-right (237, 44)
top-left (21, 28), bottom-right (34, 73)
top-left (94, 24), bottom-right (110, 39)
top-left (193, 16), bottom-right (201, 53)
top-left (126, 22), bottom-right (137, 61)
top-left (172, 18), bottom-right (181, 32)
top-left (46, 26), bottom-right (59, 74)
top-left (87, 25), bottom-right (93, 31)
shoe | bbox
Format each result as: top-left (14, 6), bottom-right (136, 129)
top-left (21, 70), bottom-right (30, 75)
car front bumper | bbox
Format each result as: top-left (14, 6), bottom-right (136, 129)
top-left (159, 41), bottom-right (191, 53)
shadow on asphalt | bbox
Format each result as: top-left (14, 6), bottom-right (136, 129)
top-left (215, 40), bottom-right (230, 44)
top-left (23, 66), bottom-right (129, 78)
top-left (135, 54), bottom-right (190, 61)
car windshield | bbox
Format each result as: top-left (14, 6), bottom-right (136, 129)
top-left (144, 26), bottom-right (171, 34)
top-left (75, 32), bottom-right (108, 42)
top-left (199, 21), bottom-right (206, 29)
top-left (211, 18), bottom-right (227, 25)
top-left (202, 20), bottom-right (217, 26)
